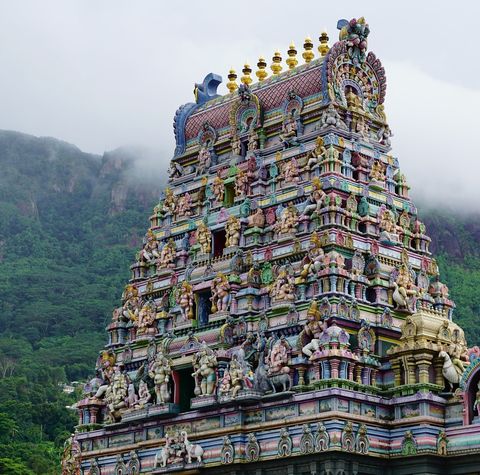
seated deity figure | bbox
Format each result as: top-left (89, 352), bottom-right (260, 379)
top-left (105, 365), bottom-right (128, 422)
top-left (210, 273), bottom-right (231, 313)
top-left (192, 342), bottom-right (218, 396)
top-left (148, 350), bottom-right (172, 404)
top-left (301, 177), bottom-right (325, 217)
top-left (177, 281), bottom-right (194, 320)
top-left (225, 215), bottom-right (241, 247)
top-left (299, 232), bottom-right (325, 281)
top-left (157, 238), bottom-right (177, 270)
top-left (370, 160), bottom-right (386, 183)
top-left (319, 103), bottom-right (347, 130)
top-left (279, 113), bottom-right (298, 147)
top-left (196, 145), bottom-right (211, 176)
top-left (139, 230), bottom-right (160, 264)
top-left (231, 134), bottom-right (241, 156)
top-left (235, 169), bottom-right (249, 197)
top-left (247, 208), bottom-right (265, 228)
top-left (121, 284), bottom-right (141, 323)
top-left (379, 208), bottom-right (397, 235)
top-left (301, 301), bottom-right (327, 358)
top-left (274, 203), bottom-right (298, 235)
top-left (306, 136), bottom-right (328, 170)
top-left (212, 175), bottom-right (224, 203)
top-left (176, 192), bottom-right (193, 218)
top-left (228, 355), bottom-right (245, 398)
top-left (218, 371), bottom-right (232, 396)
top-left (281, 157), bottom-right (300, 185)
top-left (392, 264), bottom-right (418, 312)
top-left (135, 380), bottom-right (152, 408)
top-left (196, 221), bottom-right (212, 254)
top-left (269, 268), bottom-right (296, 303)
top-left (91, 350), bottom-right (116, 400)
top-left (136, 300), bottom-right (157, 335)
top-left (162, 188), bottom-right (176, 215)
top-left (267, 337), bottom-right (290, 376)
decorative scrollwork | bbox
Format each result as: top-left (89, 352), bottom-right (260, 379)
top-left (245, 433), bottom-right (260, 462)
top-left (341, 421), bottom-right (355, 452)
top-left (355, 424), bottom-right (369, 454)
top-left (299, 424), bottom-right (315, 454)
top-left (221, 436), bottom-right (235, 464)
top-left (277, 428), bottom-right (293, 457)
top-left (314, 423), bottom-right (330, 452)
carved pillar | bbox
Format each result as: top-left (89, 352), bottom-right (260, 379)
top-left (415, 354), bottom-right (433, 385)
top-left (434, 358), bottom-right (445, 387)
top-left (390, 358), bottom-right (402, 387)
top-left (330, 359), bottom-right (340, 379)
top-left (355, 365), bottom-right (362, 384)
top-left (406, 356), bottom-right (416, 385)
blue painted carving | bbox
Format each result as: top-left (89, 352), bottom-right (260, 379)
top-left (195, 73), bottom-right (222, 105)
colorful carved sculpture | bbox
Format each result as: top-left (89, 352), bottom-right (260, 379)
top-left (210, 272), bottom-right (231, 313)
top-left (192, 342), bottom-right (218, 396)
top-left (149, 349), bottom-right (172, 404)
top-left (225, 215), bottom-right (241, 247)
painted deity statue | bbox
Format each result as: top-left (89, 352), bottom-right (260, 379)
top-left (148, 350), bottom-right (172, 404)
top-left (301, 177), bottom-right (325, 217)
top-left (61, 435), bottom-right (81, 475)
top-left (274, 203), bottom-right (298, 235)
top-left (306, 136), bottom-right (328, 170)
top-left (392, 264), bottom-right (417, 312)
top-left (136, 300), bottom-right (157, 335)
top-left (231, 133), bottom-right (241, 156)
top-left (139, 230), bottom-right (160, 264)
top-left (370, 160), bottom-right (386, 182)
top-left (279, 113), bottom-right (298, 146)
top-left (269, 268), bottom-right (296, 303)
top-left (121, 284), bottom-right (141, 323)
top-left (301, 301), bottom-right (327, 358)
top-left (105, 366), bottom-right (128, 422)
top-left (267, 337), bottom-right (290, 376)
top-left (299, 232), bottom-right (325, 281)
top-left (176, 192), bottom-right (193, 218)
top-left (210, 273), bottom-right (231, 313)
top-left (135, 380), bottom-right (152, 408)
top-left (212, 175), bottom-right (224, 203)
top-left (196, 145), bottom-right (211, 176)
top-left (225, 215), bottom-right (241, 247)
top-left (168, 161), bottom-right (184, 180)
top-left (228, 355), bottom-right (245, 398)
top-left (192, 343), bottom-right (218, 396)
top-left (196, 221), bottom-right (212, 254)
top-left (157, 238), bottom-right (177, 270)
top-left (218, 371), bottom-right (231, 396)
top-left (319, 103), bottom-right (347, 130)
top-left (281, 157), bottom-right (300, 184)
top-left (247, 127), bottom-right (258, 151)
top-left (177, 281), bottom-right (194, 320)
top-left (247, 208), bottom-right (265, 228)
top-left (162, 188), bottom-right (176, 215)
top-left (379, 208), bottom-right (397, 234)
top-left (235, 169), bottom-right (249, 197)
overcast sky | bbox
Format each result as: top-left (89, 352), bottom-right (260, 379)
top-left (0, 1), bottom-right (478, 207)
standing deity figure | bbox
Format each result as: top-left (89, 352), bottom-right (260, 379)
top-left (210, 273), bottom-right (231, 313)
top-left (267, 337), bottom-right (291, 376)
top-left (139, 229), bottom-right (161, 264)
top-left (61, 435), bottom-right (81, 475)
top-left (235, 169), bottom-right (249, 197)
top-left (301, 177), bottom-right (325, 217)
top-left (177, 281), bottom-right (194, 320)
top-left (196, 145), bottom-right (211, 176)
top-left (231, 133), bottom-right (241, 156)
top-left (225, 215), bottom-right (241, 247)
top-left (274, 203), bottom-right (298, 235)
top-left (247, 208), bottom-right (265, 228)
top-left (212, 175), bottom-right (225, 203)
top-left (148, 350), bottom-right (172, 404)
top-left (176, 192), bottom-right (193, 218)
top-left (319, 103), bottom-right (347, 130)
top-left (121, 284), bottom-right (142, 323)
top-left (392, 264), bottom-right (418, 312)
top-left (279, 113), bottom-right (298, 146)
top-left (228, 355), bottom-right (245, 398)
top-left (370, 160), bottom-right (386, 182)
top-left (306, 136), bottom-right (328, 170)
top-left (192, 343), bottom-right (218, 396)
top-left (136, 300), bottom-right (157, 335)
top-left (105, 366), bottom-right (128, 422)
top-left (162, 188), bottom-right (176, 215)
top-left (157, 238), bottom-right (177, 270)
top-left (301, 301), bottom-right (327, 358)
top-left (196, 221), bottom-right (212, 254)
top-left (299, 232), bottom-right (325, 281)
top-left (247, 127), bottom-right (258, 151)
top-left (281, 157), bottom-right (300, 184)
top-left (474, 382), bottom-right (480, 417)
top-left (135, 380), bottom-right (152, 408)
top-left (269, 268), bottom-right (296, 302)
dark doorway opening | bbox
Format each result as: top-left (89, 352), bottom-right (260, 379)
top-left (177, 367), bottom-right (196, 412)
top-left (213, 229), bottom-right (226, 257)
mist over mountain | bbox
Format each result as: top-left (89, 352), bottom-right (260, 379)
top-left (0, 130), bottom-right (477, 473)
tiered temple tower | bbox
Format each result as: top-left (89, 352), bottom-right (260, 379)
top-left (63, 18), bottom-right (480, 475)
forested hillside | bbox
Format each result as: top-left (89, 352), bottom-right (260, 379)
top-left (0, 130), bottom-right (477, 473)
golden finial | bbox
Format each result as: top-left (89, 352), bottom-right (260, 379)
top-left (241, 63), bottom-right (253, 86)
top-left (302, 37), bottom-right (314, 63)
top-left (286, 42), bottom-right (298, 70)
top-left (270, 50), bottom-right (283, 75)
top-left (256, 56), bottom-right (268, 81)
top-left (226, 69), bottom-right (238, 93)
top-left (318, 30), bottom-right (330, 56)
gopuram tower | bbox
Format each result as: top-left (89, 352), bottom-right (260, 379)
top-left (62, 18), bottom-right (480, 475)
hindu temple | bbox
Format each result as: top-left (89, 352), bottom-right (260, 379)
top-left (62, 17), bottom-right (480, 475)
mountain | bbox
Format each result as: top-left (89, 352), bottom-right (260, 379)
top-left (0, 130), bottom-right (477, 473)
